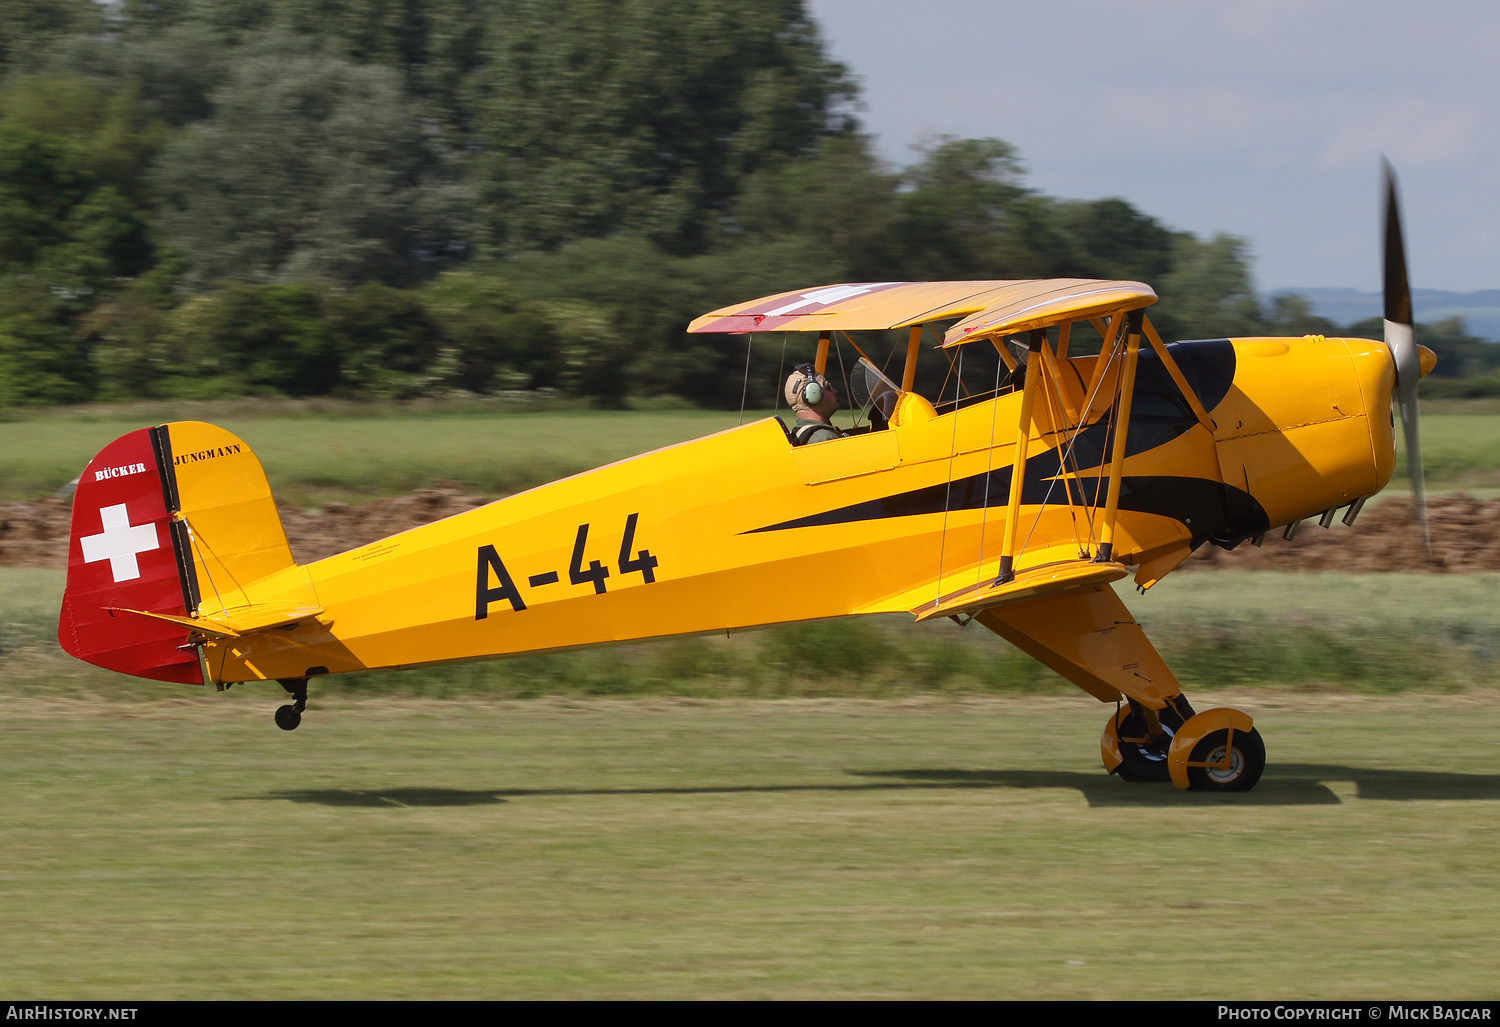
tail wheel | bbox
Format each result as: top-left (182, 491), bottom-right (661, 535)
top-left (1185, 727), bottom-right (1266, 792)
top-left (1112, 704), bottom-right (1185, 783)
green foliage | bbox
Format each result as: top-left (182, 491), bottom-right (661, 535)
top-left (167, 283), bottom-right (338, 396)
top-left (1054, 197), bottom-right (1181, 283)
top-left (5, 0), bottom-right (1493, 410)
top-left (0, 75), bottom-right (169, 206)
top-left (418, 271), bottom-right (557, 393)
top-left (0, 297), bottom-right (93, 405)
top-left (730, 135), bottom-right (897, 280)
top-left (891, 137), bottom-right (1062, 281)
top-left (151, 47), bottom-right (470, 289)
top-left (0, 124), bottom-right (154, 404)
top-left (1153, 233), bottom-right (1262, 341)
top-left (48, 21), bottom-right (234, 127)
top-left (329, 283), bottom-right (451, 398)
top-left (114, 0), bottom-right (487, 120)
top-left (472, 0), bottom-right (856, 255)
top-left (0, 0), bottom-right (101, 76)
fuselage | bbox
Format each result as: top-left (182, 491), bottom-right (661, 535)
top-left (200, 334), bottom-right (1397, 685)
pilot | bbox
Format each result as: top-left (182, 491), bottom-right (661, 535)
top-left (786, 364), bottom-right (844, 446)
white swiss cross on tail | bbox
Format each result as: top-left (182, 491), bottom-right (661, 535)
top-left (80, 503), bottom-right (161, 582)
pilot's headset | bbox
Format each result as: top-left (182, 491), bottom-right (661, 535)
top-left (789, 363), bottom-right (832, 409)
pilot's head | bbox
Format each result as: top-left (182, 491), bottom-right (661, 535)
top-left (786, 364), bottom-right (838, 419)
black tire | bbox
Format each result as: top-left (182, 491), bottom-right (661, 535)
top-left (1113, 704), bottom-right (1184, 783)
top-left (1185, 727), bottom-right (1265, 792)
top-left (274, 705), bottom-right (302, 731)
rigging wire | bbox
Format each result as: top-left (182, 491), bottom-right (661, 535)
top-left (737, 334), bottom-right (754, 426)
top-left (1015, 322), bottom-right (1125, 557)
top-left (1018, 333), bottom-right (1087, 559)
top-left (772, 333), bottom-right (788, 416)
top-left (1040, 349), bottom-right (1088, 552)
top-left (832, 331), bottom-right (860, 430)
top-left (934, 345), bottom-right (964, 603)
top-left (974, 346), bottom-right (1005, 584)
top-left (184, 519), bottom-right (226, 614)
top-left (1092, 339), bottom-right (1127, 530)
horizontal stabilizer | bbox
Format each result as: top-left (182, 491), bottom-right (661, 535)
top-left (105, 604), bottom-right (325, 640)
top-left (104, 607), bottom-right (241, 639)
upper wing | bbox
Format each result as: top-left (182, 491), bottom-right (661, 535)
top-left (688, 279), bottom-right (1156, 337)
top-left (940, 281), bottom-right (1156, 346)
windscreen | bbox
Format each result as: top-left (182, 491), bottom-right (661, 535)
top-left (849, 358), bottom-right (900, 423)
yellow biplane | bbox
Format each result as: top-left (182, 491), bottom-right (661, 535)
top-left (58, 168), bottom-right (1433, 792)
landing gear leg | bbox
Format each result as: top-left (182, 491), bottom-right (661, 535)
top-left (970, 589), bottom-right (1267, 792)
top-left (275, 678), bottom-right (307, 731)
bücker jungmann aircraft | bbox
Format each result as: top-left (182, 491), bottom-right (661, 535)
top-left (58, 168), bottom-right (1434, 793)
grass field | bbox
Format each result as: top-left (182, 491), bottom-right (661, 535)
top-left (10, 568), bottom-right (1500, 698)
top-left (1, 694), bottom-right (1497, 999)
top-left (9, 562), bottom-right (1500, 996)
top-left (0, 401), bottom-right (779, 503)
top-left (4, 398), bottom-right (1500, 503)
top-left (6, 403), bottom-right (1499, 997)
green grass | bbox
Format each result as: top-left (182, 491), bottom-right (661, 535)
top-left (10, 566), bottom-right (1497, 996)
top-left (10, 568), bottom-right (1500, 699)
top-left (0, 402), bottom-right (786, 504)
top-left (1399, 410), bottom-right (1500, 488)
top-left (5, 398), bottom-right (1500, 503)
top-left (0, 694), bottom-right (1497, 998)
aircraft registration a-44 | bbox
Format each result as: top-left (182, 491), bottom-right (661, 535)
top-left (58, 171), bottom-right (1435, 793)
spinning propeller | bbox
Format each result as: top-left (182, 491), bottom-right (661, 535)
top-left (1382, 159), bottom-right (1432, 556)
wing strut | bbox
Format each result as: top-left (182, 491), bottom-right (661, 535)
top-left (1082, 313), bottom-right (1126, 418)
top-left (1095, 309), bottom-right (1145, 563)
top-left (900, 324), bottom-right (922, 393)
top-left (1141, 316), bottom-right (1215, 434)
top-left (995, 330), bottom-right (1045, 584)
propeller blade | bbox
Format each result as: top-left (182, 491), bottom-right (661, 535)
top-left (1381, 159), bottom-right (1431, 557)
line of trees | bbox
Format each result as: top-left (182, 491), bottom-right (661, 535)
top-left (2, 0), bottom-right (1493, 407)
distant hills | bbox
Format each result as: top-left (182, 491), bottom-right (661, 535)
top-left (1278, 288), bottom-right (1500, 342)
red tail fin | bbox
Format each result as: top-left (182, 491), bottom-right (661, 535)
top-left (58, 421), bottom-right (297, 685)
top-left (58, 426), bottom-right (202, 683)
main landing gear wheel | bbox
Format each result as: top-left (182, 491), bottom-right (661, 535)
top-left (1110, 702), bottom-right (1186, 783)
top-left (1184, 727), bottom-right (1266, 792)
top-left (275, 677), bottom-right (308, 731)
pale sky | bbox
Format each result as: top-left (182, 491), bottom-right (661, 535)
top-left (808, 0), bottom-right (1499, 293)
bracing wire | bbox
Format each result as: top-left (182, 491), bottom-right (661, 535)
top-left (1039, 352), bottom-right (1088, 553)
top-left (737, 334), bottom-right (754, 426)
top-left (1017, 325), bottom-right (1125, 557)
top-left (772, 333), bottom-right (788, 416)
top-left (1092, 342), bottom-right (1127, 528)
top-left (934, 345), bottom-right (964, 603)
top-left (974, 347), bottom-right (1005, 584)
top-left (184, 519), bottom-right (226, 613)
top-left (1019, 335), bottom-right (1087, 559)
top-left (832, 332), bottom-right (859, 429)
